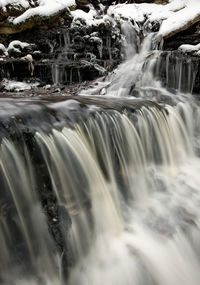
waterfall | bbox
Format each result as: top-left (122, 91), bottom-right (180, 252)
top-left (1, 99), bottom-right (200, 284)
top-left (81, 21), bottom-right (199, 99)
top-left (1, 10), bottom-right (200, 285)
top-left (80, 25), bottom-right (162, 97)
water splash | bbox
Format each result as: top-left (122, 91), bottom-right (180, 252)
top-left (24, 104), bottom-right (200, 284)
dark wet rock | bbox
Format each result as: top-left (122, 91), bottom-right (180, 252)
top-left (75, 0), bottom-right (90, 12)
top-left (0, 96), bottom-right (163, 139)
top-left (0, 13), bottom-right (121, 87)
top-left (163, 21), bottom-right (200, 51)
top-left (0, 59), bottom-right (34, 83)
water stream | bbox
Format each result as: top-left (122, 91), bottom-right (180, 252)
top-left (1, 18), bottom-right (200, 285)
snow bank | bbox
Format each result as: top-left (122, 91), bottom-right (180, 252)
top-left (71, 9), bottom-right (98, 25)
top-left (71, 8), bottom-right (111, 27)
top-left (0, 40), bottom-right (31, 56)
top-left (0, 44), bottom-right (6, 53)
top-left (8, 40), bottom-right (30, 52)
top-left (10, 0), bottom-right (75, 25)
top-left (158, 0), bottom-right (200, 38)
top-left (107, 0), bottom-right (185, 24)
top-left (0, 0), bottom-right (30, 9)
top-left (107, 0), bottom-right (200, 40)
top-left (2, 79), bottom-right (39, 91)
top-left (178, 43), bottom-right (200, 56)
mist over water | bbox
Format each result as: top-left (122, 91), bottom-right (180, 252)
top-left (1, 18), bottom-right (200, 285)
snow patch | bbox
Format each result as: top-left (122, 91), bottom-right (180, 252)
top-left (10, 0), bottom-right (75, 25)
top-left (107, 0), bottom-right (186, 24)
top-left (0, 44), bottom-right (6, 53)
top-left (107, 0), bottom-right (199, 41)
top-left (158, 0), bottom-right (200, 38)
top-left (178, 43), bottom-right (200, 56)
top-left (0, 40), bottom-right (34, 57)
top-left (71, 8), bottom-right (112, 27)
top-left (22, 54), bottom-right (33, 61)
top-left (2, 79), bottom-right (39, 92)
top-left (8, 40), bottom-right (30, 53)
top-left (0, 0), bottom-right (30, 9)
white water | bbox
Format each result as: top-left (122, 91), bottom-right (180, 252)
top-left (64, 21), bottom-right (200, 285)
top-left (1, 17), bottom-right (200, 285)
top-left (34, 103), bottom-right (200, 285)
top-left (80, 21), bottom-right (162, 98)
top-left (81, 21), bottom-right (198, 102)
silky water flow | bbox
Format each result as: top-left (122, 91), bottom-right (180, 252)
top-left (1, 21), bottom-right (200, 285)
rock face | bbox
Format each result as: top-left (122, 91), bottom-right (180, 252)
top-left (163, 21), bottom-right (200, 51)
top-left (161, 20), bottom-right (200, 95)
top-left (0, 8), bottom-right (121, 92)
top-left (0, 0), bottom-right (75, 34)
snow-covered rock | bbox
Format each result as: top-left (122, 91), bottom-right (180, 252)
top-left (0, 0), bottom-right (30, 9)
top-left (178, 43), bottom-right (200, 56)
top-left (1, 79), bottom-right (39, 91)
top-left (12, 0), bottom-right (76, 25)
top-left (71, 8), bottom-right (112, 27)
top-left (0, 44), bottom-right (6, 55)
top-left (22, 53), bottom-right (33, 61)
top-left (0, 40), bottom-right (33, 57)
top-left (158, 0), bottom-right (200, 38)
top-left (107, 0), bottom-right (200, 41)
top-left (107, 0), bottom-right (185, 25)
top-left (0, 0), bottom-right (76, 34)
top-left (8, 40), bottom-right (30, 53)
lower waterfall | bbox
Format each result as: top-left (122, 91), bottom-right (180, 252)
top-left (1, 99), bottom-right (200, 285)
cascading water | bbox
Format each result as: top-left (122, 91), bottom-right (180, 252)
top-left (1, 14), bottom-right (200, 285)
top-left (82, 20), bottom-right (199, 100)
